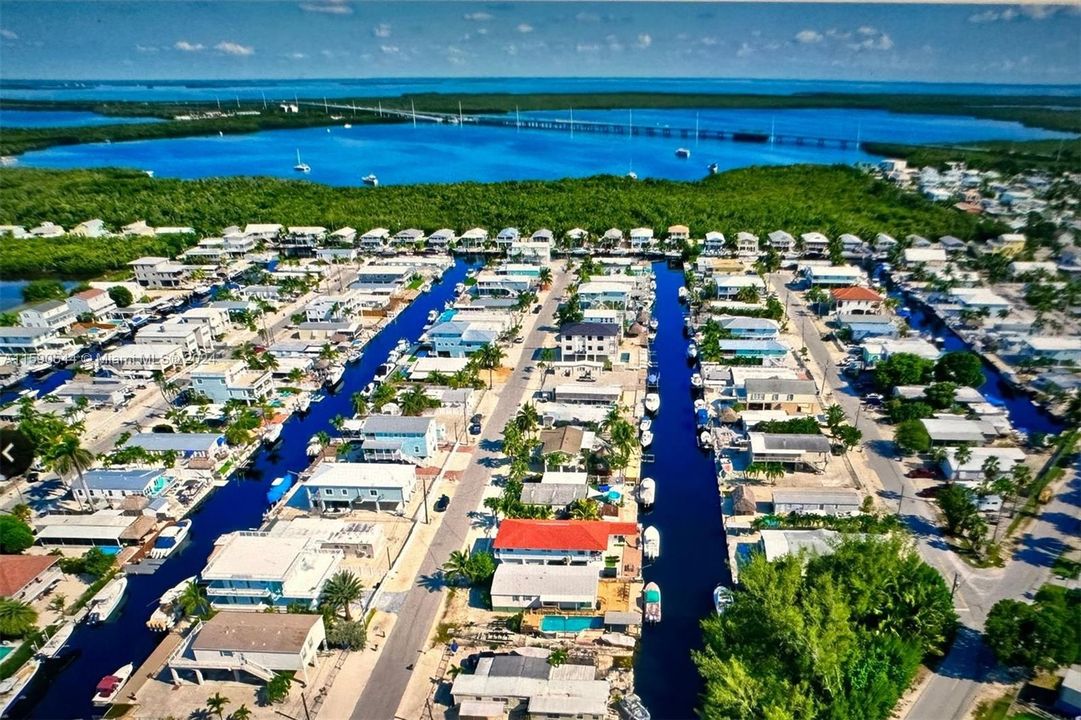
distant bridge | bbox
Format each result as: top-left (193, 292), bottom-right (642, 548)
top-left (301, 101), bottom-right (863, 150)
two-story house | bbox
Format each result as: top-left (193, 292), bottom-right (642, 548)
top-left (492, 519), bottom-right (641, 590)
top-left (736, 231), bottom-right (760, 256)
top-left (716, 316), bottom-right (780, 340)
top-left (558, 322), bottom-right (621, 363)
top-left (392, 228), bottom-right (426, 246)
top-left (429, 319), bottom-right (503, 357)
top-left (201, 532), bottom-right (343, 609)
top-left (135, 321), bottom-right (211, 360)
top-left (305, 462), bottom-right (417, 513)
top-left (357, 227), bottom-right (391, 252)
top-left (507, 241), bottom-right (552, 265)
top-left (495, 227), bottom-right (520, 249)
top-left (703, 231), bottom-right (726, 255)
top-left (190, 360), bottom-right (272, 404)
top-left (712, 274), bottom-right (766, 299)
top-left (829, 286), bottom-right (884, 315)
top-left (800, 232), bottom-right (830, 256)
top-left (281, 226), bottom-right (327, 256)
top-left (177, 307), bottom-right (230, 339)
top-left (73, 468), bottom-right (171, 506)
top-left (741, 377), bottom-right (817, 413)
top-left (457, 227), bottom-right (489, 250)
top-left (577, 281), bottom-right (631, 310)
top-left (629, 227), bottom-right (655, 252)
top-left (767, 230), bottom-right (796, 253)
top-left (347, 415), bottom-right (445, 461)
top-left (19, 300), bottom-right (76, 332)
top-left (804, 264), bottom-right (864, 287)
top-left (129, 257), bottom-right (192, 288)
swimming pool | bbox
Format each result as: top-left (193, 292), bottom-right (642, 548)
top-left (0, 646), bottom-right (13, 661)
top-left (540, 615), bottom-right (604, 633)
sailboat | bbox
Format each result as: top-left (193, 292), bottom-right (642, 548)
top-left (293, 149), bottom-right (310, 173)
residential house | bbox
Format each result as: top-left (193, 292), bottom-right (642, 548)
top-left (903, 247), bottom-right (948, 267)
top-left (53, 377), bottom-right (131, 407)
top-left (801, 232), bottom-right (830, 256)
top-left (458, 228), bottom-right (489, 250)
top-left (281, 226), bottom-right (327, 256)
top-left (748, 433), bottom-right (831, 471)
top-left (70, 219), bottom-right (110, 237)
top-left (495, 227), bottom-right (520, 248)
top-left (305, 462), bottom-right (417, 513)
top-left (190, 360), bottom-right (272, 404)
top-left (168, 612), bottom-right (326, 686)
top-left (427, 228), bottom-right (456, 249)
top-left (742, 378), bottom-right (817, 413)
top-left (601, 228), bottom-right (624, 247)
top-left (303, 291), bottom-right (368, 322)
top-left (100, 343), bottom-right (186, 375)
top-left (772, 489), bottom-right (862, 516)
top-left (939, 236), bottom-right (967, 254)
top-left (805, 264), bottom-right (864, 287)
top-left (490, 564), bottom-right (599, 613)
top-left (358, 228), bottom-right (391, 252)
top-left (177, 307), bottom-right (229, 338)
top-left (316, 247), bottom-right (357, 263)
top-left (713, 274), bottom-right (766, 299)
top-left (346, 415), bottom-right (444, 461)
top-left (716, 316), bottom-right (779, 340)
top-left (243, 224), bottom-right (283, 242)
top-left (538, 426), bottom-right (592, 466)
top-left (267, 517), bottom-right (385, 559)
top-left (947, 288), bottom-right (1012, 316)
top-left (986, 232), bottom-right (1026, 255)
top-left (34, 509), bottom-right (156, 550)
top-left (551, 384), bottom-right (622, 406)
top-left (126, 432), bottom-right (225, 459)
top-left (0, 226), bottom-right (27, 238)
top-left (0, 327), bottom-right (72, 358)
top-left (508, 241), bottom-right (552, 265)
top-left (558, 322), bottom-right (620, 363)
top-left (629, 227), bottom-right (655, 251)
top-left (577, 281), bottom-right (631, 310)
top-left (667, 225), bottom-right (690, 243)
top-left (530, 228), bottom-right (554, 244)
top-left (135, 321), bottom-right (210, 359)
top-left (493, 519), bottom-right (639, 576)
top-left (451, 655), bottom-right (609, 720)
top-left (581, 308), bottom-right (622, 327)
top-left (351, 265), bottom-right (414, 293)
top-left (328, 227), bottom-right (357, 245)
top-left (874, 233), bottom-right (898, 254)
top-left (1008, 261), bottom-right (1058, 278)
top-left (767, 230), bottom-right (796, 253)
top-left (861, 338), bottom-right (942, 364)
top-left (1019, 336), bottom-right (1081, 365)
top-left (29, 222), bottom-right (65, 238)
top-left (181, 239), bottom-right (227, 265)
top-left (829, 286), bottom-right (884, 315)
top-left (921, 416), bottom-right (998, 446)
top-left (0, 556), bottom-right (63, 604)
top-left (19, 299), bottom-right (76, 332)
top-left (393, 228), bottom-right (426, 246)
top-left (73, 468), bottom-right (171, 506)
top-left (837, 313), bottom-right (899, 340)
top-left (429, 319), bottom-right (503, 357)
top-left (839, 234), bottom-right (866, 254)
top-left (519, 483), bottom-right (590, 513)
top-left (939, 447), bottom-right (1026, 483)
top-left (201, 532), bottom-right (342, 609)
top-left (711, 339), bottom-right (789, 364)
top-left (737, 232), bottom-right (760, 256)
top-left (129, 257), bottom-right (191, 288)
top-left (121, 220), bottom-right (156, 237)
top-left (703, 231), bottom-right (726, 255)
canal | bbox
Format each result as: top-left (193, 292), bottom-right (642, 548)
top-left (14, 258), bottom-right (473, 719)
top-left (894, 294), bottom-right (1065, 436)
top-left (635, 262), bottom-right (730, 719)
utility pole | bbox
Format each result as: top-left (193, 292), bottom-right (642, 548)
top-left (950, 571), bottom-right (960, 599)
top-left (421, 472), bottom-right (430, 524)
top-left (896, 486), bottom-right (905, 517)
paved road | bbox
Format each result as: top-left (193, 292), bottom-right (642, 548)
top-left (771, 273), bottom-right (1080, 719)
top-left (349, 271), bottom-right (571, 720)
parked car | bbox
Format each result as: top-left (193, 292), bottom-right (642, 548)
top-left (434, 494), bottom-right (450, 512)
top-left (905, 467), bottom-right (938, 479)
top-left (469, 423), bottom-right (482, 435)
top-left (470, 413), bottom-right (483, 425)
top-left (532, 304), bottom-right (542, 314)
top-left (916, 484), bottom-right (943, 499)
top-left (514, 336), bottom-right (524, 344)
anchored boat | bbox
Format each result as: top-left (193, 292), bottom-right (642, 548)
top-left (637, 478), bottom-right (656, 509)
top-left (293, 149), bottom-right (310, 173)
top-left (642, 526), bottom-right (660, 560)
top-left (0, 659), bottom-right (40, 716)
top-left (643, 393), bottom-right (660, 414)
top-left (262, 423), bottom-right (283, 446)
top-left (639, 430), bottom-right (654, 448)
top-left (713, 584), bottom-right (735, 615)
top-left (675, 147), bottom-right (691, 158)
top-left (324, 363), bottom-right (345, 387)
top-left (618, 693), bottom-right (652, 720)
top-left (149, 519), bottom-right (191, 560)
top-left (686, 342), bottom-right (698, 360)
top-left (643, 582), bottom-right (662, 623)
top-left (37, 622), bottom-right (75, 659)
top-left (92, 663), bottom-right (134, 706)
top-left (266, 474), bottom-right (294, 505)
top-left (690, 372), bottom-right (703, 389)
top-left (87, 576), bottom-right (128, 625)
top-left (677, 286), bottom-right (688, 302)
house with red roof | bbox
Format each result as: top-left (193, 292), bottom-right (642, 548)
top-left (0, 555), bottom-right (63, 604)
top-left (493, 520), bottom-right (640, 577)
top-left (66, 287), bottom-right (118, 320)
top-left (829, 286), bottom-right (884, 316)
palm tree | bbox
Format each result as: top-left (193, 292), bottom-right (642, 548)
top-left (370, 381), bottom-right (398, 411)
top-left (515, 403), bottom-right (541, 438)
top-left (538, 266), bottom-right (553, 288)
top-left (764, 463), bottom-right (785, 485)
top-left (47, 435), bottom-right (95, 509)
top-left (400, 385), bottom-right (435, 417)
top-left (320, 570), bottom-right (363, 621)
top-left (954, 444), bottom-right (973, 470)
top-left (608, 419), bottom-right (637, 470)
top-left (178, 581), bottom-right (211, 619)
top-left (568, 498), bottom-right (600, 520)
top-left (229, 706), bottom-right (253, 720)
top-left (744, 462), bottom-right (764, 482)
top-left (10, 504), bottom-right (31, 522)
top-left (443, 549), bottom-right (472, 585)
top-left (475, 343), bottom-right (505, 389)
top-left (601, 404), bottom-right (624, 436)
top-left (0, 599), bottom-right (37, 638)
top-left (544, 451), bottom-right (571, 470)
top-left (330, 414), bottom-right (346, 432)
top-left (351, 391), bottom-right (369, 417)
top-left (206, 692), bottom-right (230, 720)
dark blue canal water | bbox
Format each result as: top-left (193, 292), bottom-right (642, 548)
top-left (13, 258), bottom-right (473, 720)
top-left (635, 262), bottom-right (730, 720)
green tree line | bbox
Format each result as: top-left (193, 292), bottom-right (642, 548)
top-left (0, 165), bottom-right (996, 278)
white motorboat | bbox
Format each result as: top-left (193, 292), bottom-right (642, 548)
top-left (0, 659), bottom-right (39, 716)
top-left (92, 663), bottom-right (134, 707)
top-left (373, 363), bottom-right (393, 383)
top-left (687, 343), bottom-right (698, 360)
top-left (148, 576), bottom-right (197, 631)
top-left (396, 338), bottom-right (410, 354)
top-left (707, 162), bottom-right (719, 175)
top-left (643, 393), bottom-right (660, 414)
top-left (643, 582), bottom-right (662, 622)
top-left (675, 147), bottom-right (691, 159)
top-left (87, 576), bottom-right (127, 624)
top-left (699, 430), bottom-right (713, 450)
top-left (683, 317), bottom-right (693, 336)
top-left (37, 622), bottom-right (75, 658)
top-left (293, 149), bottom-right (310, 173)
top-left (191, 283), bottom-right (211, 295)
top-left (454, 282), bottom-right (466, 294)
top-left (690, 373), bottom-right (703, 389)
top-left (637, 478), bottom-right (656, 508)
top-left (639, 430), bottom-right (653, 448)
top-left (626, 170), bottom-right (638, 180)
top-left (149, 519), bottom-right (192, 560)
top-left (324, 364), bottom-right (345, 387)
top-left (306, 437), bottom-right (324, 457)
top-left (262, 423), bottom-right (283, 446)
top-left (618, 694), bottom-right (651, 720)
top-left (296, 394), bottom-right (311, 413)
top-left (427, 309), bottom-right (439, 324)
top-left (639, 417), bottom-right (652, 434)
top-left (713, 584), bottom-right (735, 615)
top-left (648, 318), bottom-right (659, 332)
top-left (642, 526), bottom-right (660, 560)
top-left (343, 123), bottom-right (352, 129)
top-left (677, 286), bottom-right (688, 302)
top-left (362, 174), bottom-right (379, 186)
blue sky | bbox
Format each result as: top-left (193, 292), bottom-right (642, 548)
top-left (1, 2), bottom-right (1078, 84)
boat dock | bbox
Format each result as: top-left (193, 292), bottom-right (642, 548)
top-left (119, 631), bottom-right (185, 707)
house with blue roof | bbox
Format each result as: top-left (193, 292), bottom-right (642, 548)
top-left (429, 320), bottom-right (503, 358)
top-left (343, 415), bottom-right (445, 461)
top-left (717, 316), bottom-right (780, 340)
top-left (74, 468), bottom-right (172, 506)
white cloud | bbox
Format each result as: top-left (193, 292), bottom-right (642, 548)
top-left (699, 36), bottom-right (718, 47)
top-left (372, 23), bottom-right (391, 38)
top-left (856, 26), bottom-right (877, 36)
top-left (605, 34), bottom-right (624, 52)
top-left (286, 52), bottom-right (307, 60)
top-left (504, 43), bottom-right (518, 56)
top-left (174, 40), bottom-right (204, 52)
top-left (576, 43), bottom-right (601, 54)
top-left (300, 0), bottom-right (352, 15)
top-left (736, 42), bottom-right (754, 58)
top-left (575, 11), bottom-right (600, 23)
top-left (463, 12), bottom-right (492, 22)
top-left (969, 6), bottom-right (1064, 23)
top-left (794, 29), bottom-right (823, 44)
top-left (215, 41), bottom-right (254, 56)
top-left (847, 27), bottom-right (893, 52)
top-left (476, 27), bottom-right (488, 36)
top-left (516, 23), bottom-right (533, 34)
top-left (636, 33), bottom-right (652, 48)
top-left (0, 28), bottom-right (18, 41)
top-left (379, 44), bottom-right (399, 55)
top-left (135, 44), bottom-right (159, 53)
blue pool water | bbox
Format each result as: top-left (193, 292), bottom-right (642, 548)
top-left (13, 106), bottom-right (1068, 187)
top-left (540, 615), bottom-right (604, 633)
top-left (0, 646), bottom-right (14, 661)
top-left (0, 109), bottom-right (161, 128)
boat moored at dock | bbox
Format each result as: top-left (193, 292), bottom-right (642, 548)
top-left (37, 623), bottom-right (75, 659)
top-left (642, 526), bottom-right (660, 560)
top-left (643, 393), bottom-right (660, 414)
top-left (0, 659), bottom-right (40, 716)
top-left (686, 342), bottom-right (698, 360)
top-left (324, 363), bottom-right (345, 387)
top-left (86, 576), bottom-right (128, 624)
top-left (643, 582), bottom-right (662, 623)
top-left (91, 663), bottom-right (133, 706)
top-left (149, 519), bottom-right (191, 559)
top-left (713, 585), bottom-right (734, 615)
top-left (618, 693), bottom-right (652, 720)
top-left (639, 430), bottom-right (654, 448)
top-left (637, 478), bottom-right (656, 509)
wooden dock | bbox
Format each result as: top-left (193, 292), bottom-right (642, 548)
top-left (117, 631), bottom-right (184, 706)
